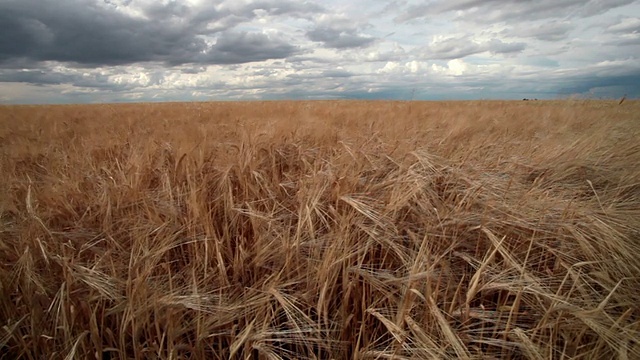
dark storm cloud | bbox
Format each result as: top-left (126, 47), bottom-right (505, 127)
top-left (0, 0), bottom-right (311, 67)
top-left (200, 31), bottom-right (299, 65)
top-left (0, 0), bottom-right (204, 65)
top-left (421, 36), bottom-right (525, 59)
top-left (396, 0), bottom-right (636, 23)
top-left (0, 69), bottom-right (70, 86)
top-left (556, 73), bottom-right (640, 97)
top-left (0, 68), bottom-right (136, 90)
top-left (305, 17), bottom-right (375, 49)
top-left (306, 27), bottom-right (375, 48)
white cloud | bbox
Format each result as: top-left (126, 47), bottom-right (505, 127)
top-left (606, 17), bottom-right (640, 33)
top-left (445, 59), bottom-right (468, 76)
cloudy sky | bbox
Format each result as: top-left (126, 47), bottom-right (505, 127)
top-left (1, 0), bottom-right (639, 103)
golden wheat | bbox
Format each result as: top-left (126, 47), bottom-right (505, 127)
top-left (1, 100), bottom-right (639, 359)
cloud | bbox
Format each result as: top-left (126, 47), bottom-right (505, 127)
top-left (321, 69), bottom-right (354, 78)
top-left (306, 15), bottom-right (375, 49)
top-left (1, 0), bottom-right (639, 103)
top-left (505, 21), bottom-right (573, 41)
top-left (200, 31), bottom-right (300, 64)
top-left (0, 0), bottom-right (200, 65)
top-left (396, 0), bottom-right (636, 23)
top-left (0, 64), bottom-right (168, 91)
top-left (606, 17), bottom-right (640, 34)
top-left (420, 35), bottom-right (526, 60)
top-left (306, 27), bottom-right (375, 48)
top-left (0, 0), bottom-right (312, 67)
top-left (555, 72), bottom-right (640, 96)
top-left (0, 69), bottom-right (76, 86)
top-left (245, 0), bottom-right (325, 17)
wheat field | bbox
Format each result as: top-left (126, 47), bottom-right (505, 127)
top-left (1, 100), bottom-right (639, 359)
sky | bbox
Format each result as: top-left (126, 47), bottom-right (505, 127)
top-left (1, 0), bottom-right (639, 104)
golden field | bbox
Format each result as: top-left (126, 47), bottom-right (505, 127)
top-left (1, 100), bottom-right (639, 359)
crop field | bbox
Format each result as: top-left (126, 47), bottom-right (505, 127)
top-left (1, 100), bottom-right (639, 359)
